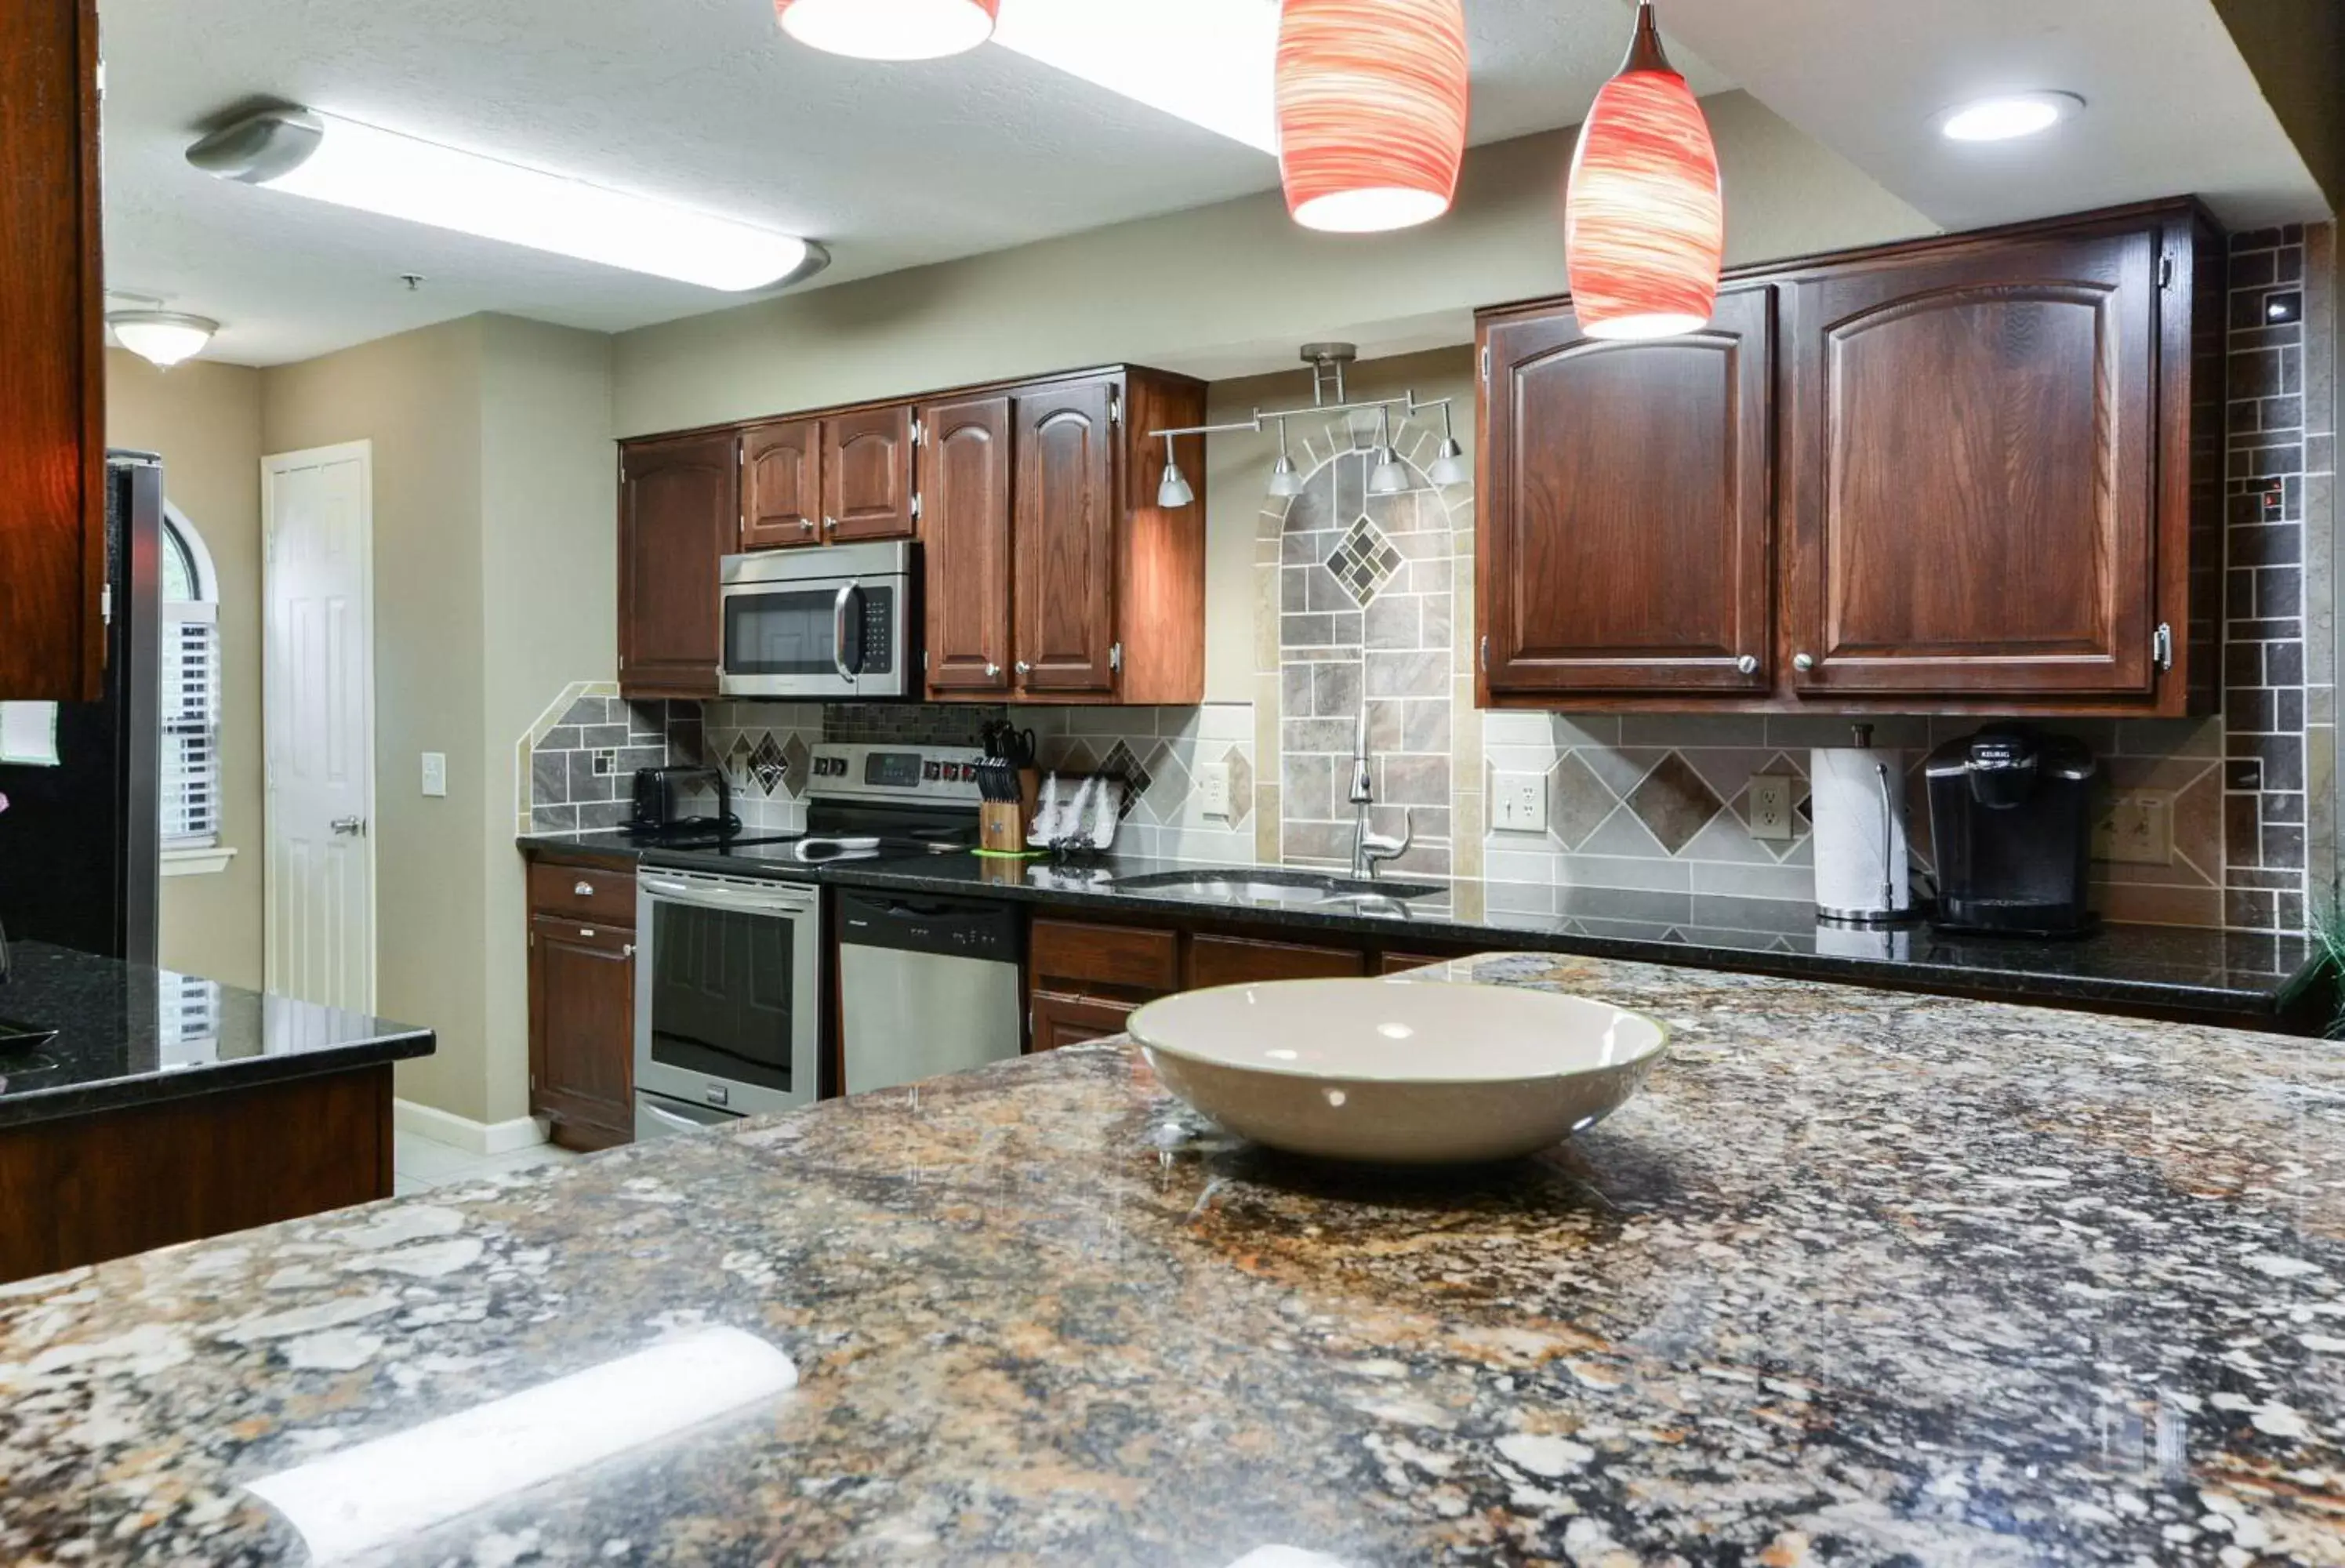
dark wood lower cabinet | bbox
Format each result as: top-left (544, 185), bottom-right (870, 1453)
top-left (0, 1066), bottom-right (392, 1283)
top-left (1029, 990), bottom-right (1137, 1051)
top-left (1185, 935), bottom-right (1367, 989)
top-left (528, 913), bottom-right (636, 1151)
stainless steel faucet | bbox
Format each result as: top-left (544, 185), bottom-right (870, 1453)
top-left (1349, 701), bottom-right (1411, 880)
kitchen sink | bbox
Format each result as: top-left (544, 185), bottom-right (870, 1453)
top-left (1111, 867), bottom-right (1443, 906)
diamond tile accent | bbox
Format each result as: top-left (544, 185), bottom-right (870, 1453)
top-left (1545, 752), bottom-right (1619, 851)
top-left (1099, 740), bottom-right (1151, 819)
top-left (1625, 752), bottom-right (1724, 856)
top-left (1323, 516), bottom-right (1404, 608)
top-left (1225, 746), bottom-right (1254, 829)
top-left (779, 731), bottom-right (811, 800)
top-left (750, 733), bottom-right (788, 797)
top-left (1141, 742), bottom-right (1192, 823)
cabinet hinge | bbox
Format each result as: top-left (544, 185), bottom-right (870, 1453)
top-left (1109, 641), bottom-right (1123, 673)
top-left (2153, 622), bottom-right (2174, 671)
top-left (2158, 252), bottom-right (2176, 291)
top-left (100, 584), bottom-right (112, 626)
top-left (1026, 1007), bottom-right (1034, 1037)
top-left (1480, 345), bottom-right (1490, 385)
top-left (528, 930), bottom-right (535, 948)
top-left (912, 418), bottom-right (925, 446)
top-left (1109, 390), bottom-right (1122, 429)
top-left (1479, 634), bottom-right (1488, 672)
top-left (922, 649), bottom-right (931, 671)
top-left (911, 492), bottom-right (923, 521)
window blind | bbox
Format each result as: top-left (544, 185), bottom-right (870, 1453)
top-left (162, 602), bottom-right (221, 847)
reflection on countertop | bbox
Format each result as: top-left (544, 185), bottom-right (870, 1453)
top-left (0, 942), bottom-right (434, 1129)
top-left (4, 949), bottom-right (2341, 1563)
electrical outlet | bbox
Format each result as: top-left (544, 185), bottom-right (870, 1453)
top-left (2094, 789), bottom-right (2174, 865)
top-left (1197, 762), bottom-right (1232, 819)
top-left (1748, 775), bottom-right (1794, 841)
top-left (420, 752), bottom-right (448, 798)
top-left (1492, 771), bottom-right (1547, 833)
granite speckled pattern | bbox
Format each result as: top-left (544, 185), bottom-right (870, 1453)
top-left (517, 834), bottom-right (2321, 1022)
top-left (0, 943), bottom-right (433, 1129)
top-left (3, 952), bottom-right (2342, 1564)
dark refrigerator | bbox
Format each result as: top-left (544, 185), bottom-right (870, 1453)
top-left (0, 450), bottom-right (162, 964)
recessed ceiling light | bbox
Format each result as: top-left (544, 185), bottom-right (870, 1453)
top-left (1935, 91), bottom-right (2085, 143)
top-left (992, 0), bottom-right (1280, 153)
top-left (776, 0), bottom-right (998, 61)
top-left (187, 107), bottom-right (828, 292)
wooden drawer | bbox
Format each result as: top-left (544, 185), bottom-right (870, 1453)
top-left (1186, 935), bottom-right (1365, 990)
top-left (528, 859), bottom-right (637, 928)
top-left (1029, 989), bottom-right (1136, 1051)
top-left (1379, 951), bottom-right (1454, 976)
top-left (1031, 918), bottom-right (1179, 994)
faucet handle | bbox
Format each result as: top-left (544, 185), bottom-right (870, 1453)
top-left (1360, 808), bottom-right (1413, 865)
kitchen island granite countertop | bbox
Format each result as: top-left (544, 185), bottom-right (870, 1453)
top-left (519, 833), bottom-right (2322, 1024)
top-left (5, 951), bottom-right (2343, 1563)
top-left (0, 942), bottom-right (434, 1128)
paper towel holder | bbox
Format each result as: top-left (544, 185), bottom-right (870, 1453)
top-left (1813, 723), bottom-right (1921, 927)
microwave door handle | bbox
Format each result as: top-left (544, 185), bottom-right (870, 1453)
top-left (832, 583), bottom-right (856, 684)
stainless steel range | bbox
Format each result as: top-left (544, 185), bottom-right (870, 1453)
top-left (632, 742), bottom-right (991, 1139)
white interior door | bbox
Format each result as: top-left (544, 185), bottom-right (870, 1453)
top-left (263, 441), bottom-right (377, 1012)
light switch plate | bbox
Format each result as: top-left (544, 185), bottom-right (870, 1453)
top-left (421, 752), bottom-right (448, 798)
top-left (2094, 789), bottom-right (2174, 865)
top-left (1748, 775), bottom-right (1794, 841)
top-left (1492, 771), bottom-right (1547, 833)
top-left (1197, 762), bottom-right (1232, 819)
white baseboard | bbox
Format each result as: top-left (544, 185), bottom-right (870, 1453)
top-left (394, 1098), bottom-right (550, 1157)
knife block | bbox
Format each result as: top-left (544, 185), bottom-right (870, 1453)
top-left (979, 768), bottom-right (1039, 853)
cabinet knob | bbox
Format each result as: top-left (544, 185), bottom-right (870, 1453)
top-left (1793, 653), bottom-right (1816, 672)
top-left (573, 880), bottom-right (595, 897)
top-left (799, 518), bottom-right (815, 532)
top-left (823, 516), bottom-right (838, 532)
top-left (1734, 655), bottom-right (1759, 676)
top-left (985, 662), bottom-right (1001, 678)
top-left (1015, 660), bottom-right (1033, 676)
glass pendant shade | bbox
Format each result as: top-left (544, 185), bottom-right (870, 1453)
top-left (776, 0), bottom-right (999, 60)
top-left (108, 310), bottom-right (218, 368)
top-left (1276, 0), bottom-right (1470, 234)
top-left (1563, 1), bottom-right (1722, 339)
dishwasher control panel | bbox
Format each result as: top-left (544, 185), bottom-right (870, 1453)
top-left (836, 890), bottom-right (1022, 965)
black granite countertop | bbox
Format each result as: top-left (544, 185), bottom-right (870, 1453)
top-left (5, 950), bottom-right (2342, 1563)
top-left (517, 834), bottom-right (2323, 1023)
top-left (0, 943), bottom-right (434, 1129)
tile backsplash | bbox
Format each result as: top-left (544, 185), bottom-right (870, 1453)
top-left (520, 221), bottom-right (2335, 935)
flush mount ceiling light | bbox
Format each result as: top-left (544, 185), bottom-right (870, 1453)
top-left (1934, 91), bottom-right (2085, 143)
top-left (108, 310), bottom-right (219, 368)
top-left (1563, 0), bottom-right (1722, 340)
top-left (776, 0), bottom-right (999, 60)
top-left (1276, 0), bottom-right (1471, 233)
top-left (187, 108), bottom-right (829, 292)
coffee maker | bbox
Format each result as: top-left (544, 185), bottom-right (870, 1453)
top-left (1924, 726), bottom-right (2096, 937)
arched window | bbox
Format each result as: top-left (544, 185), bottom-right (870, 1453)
top-left (161, 504), bottom-right (223, 857)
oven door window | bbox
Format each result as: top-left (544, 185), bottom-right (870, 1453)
top-left (724, 587), bottom-right (848, 679)
top-left (645, 900), bottom-right (798, 1094)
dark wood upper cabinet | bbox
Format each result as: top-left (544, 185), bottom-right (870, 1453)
top-left (619, 431), bottom-right (737, 699)
top-left (528, 911), bottom-right (634, 1151)
top-left (0, 0), bottom-right (105, 701)
top-left (920, 394), bottom-right (1014, 695)
top-left (740, 417), bottom-right (821, 550)
top-left (1781, 225), bottom-right (2164, 700)
top-left (1475, 199), bottom-right (2220, 716)
top-left (825, 405), bottom-right (916, 543)
top-left (1479, 285), bottom-right (1773, 699)
top-left (1012, 376), bottom-right (1120, 695)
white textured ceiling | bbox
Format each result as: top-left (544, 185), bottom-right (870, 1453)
top-left (98, 0), bottom-right (1728, 366)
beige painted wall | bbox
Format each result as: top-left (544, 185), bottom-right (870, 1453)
top-left (612, 90), bottom-right (1933, 437)
top-left (261, 318), bottom-right (491, 1120)
top-left (477, 316), bottom-right (616, 1126)
top-left (103, 350), bottom-right (267, 987)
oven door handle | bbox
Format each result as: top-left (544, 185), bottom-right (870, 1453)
top-left (642, 877), bottom-right (815, 912)
top-left (641, 1100), bottom-right (721, 1135)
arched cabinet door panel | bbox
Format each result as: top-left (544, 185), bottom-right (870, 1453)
top-left (920, 395), bottom-right (1013, 695)
top-left (826, 405), bottom-right (916, 543)
top-left (1478, 284), bottom-right (1773, 699)
top-left (1011, 376), bottom-right (1119, 695)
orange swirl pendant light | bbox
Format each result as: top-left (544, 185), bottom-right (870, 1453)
top-left (1276, 0), bottom-right (1471, 234)
top-left (775, 0), bottom-right (999, 61)
top-left (1563, 0), bottom-right (1722, 339)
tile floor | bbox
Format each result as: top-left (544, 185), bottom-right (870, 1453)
top-left (393, 1127), bottom-right (586, 1196)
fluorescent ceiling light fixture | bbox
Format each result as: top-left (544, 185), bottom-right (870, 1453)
top-left (245, 1327), bottom-right (797, 1562)
top-left (1934, 91), bottom-right (2085, 143)
top-left (187, 108), bottom-right (829, 292)
top-left (108, 310), bottom-right (218, 368)
top-left (992, 0), bottom-right (1280, 153)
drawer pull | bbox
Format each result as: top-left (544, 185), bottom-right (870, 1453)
top-left (573, 880), bottom-right (595, 896)
top-left (579, 927), bottom-right (595, 938)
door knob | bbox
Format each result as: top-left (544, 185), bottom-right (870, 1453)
top-left (1735, 654), bottom-right (1759, 675)
top-left (1792, 653), bottom-right (1816, 672)
top-left (329, 816), bottom-right (366, 837)
top-left (1015, 660), bottom-right (1033, 676)
top-left (985, 662), bottom-right (1001, 678)
top-left (799, 518), bottom-right (815, 532)
top-left (573, 880), bottom-right (596, 896)
top-left (823, 516), bottom-right (838, 532)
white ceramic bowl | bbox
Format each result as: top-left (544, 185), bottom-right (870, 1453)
top-left (1129, 977), bottom-right (1669, 1165)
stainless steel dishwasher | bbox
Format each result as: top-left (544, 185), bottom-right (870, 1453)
top-left (836, 890), bottom-right (1024, 1094)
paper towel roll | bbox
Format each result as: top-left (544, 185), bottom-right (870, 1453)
top-left (1810, 745), bottom-right (1911, 921)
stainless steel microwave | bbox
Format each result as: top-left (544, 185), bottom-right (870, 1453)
top-left (720, 540), bottom-right (917, 700)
